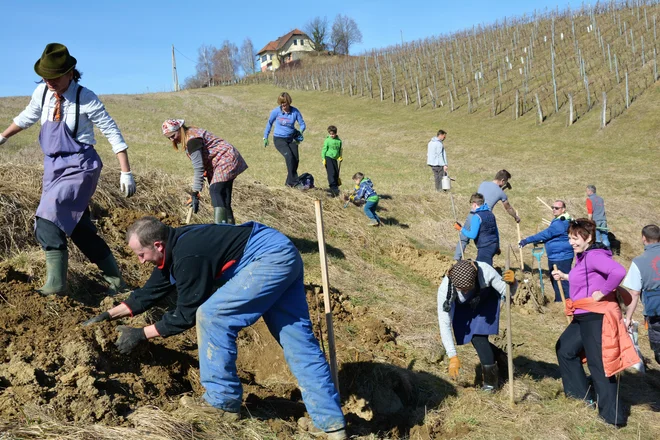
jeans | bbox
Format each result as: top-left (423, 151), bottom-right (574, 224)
top-left (556, 313), bottom-right (626, 426)
top-left (273, 136), bottom-right (300, 187)
top-left (595, 220), bottom-right (610, 248)
top-left (476, 242), bottom-right (498, 266)
top-left (363, 200), bottom-right (380, 222)
top-left (195, 231), bottom-right (345, 432)
top-left (548, 258), bottom-right (572, 302)
top-left (35, 208), bottom-right (111, 264)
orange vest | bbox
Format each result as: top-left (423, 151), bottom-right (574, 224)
top-left (565, 297), bottom-right (640, 377)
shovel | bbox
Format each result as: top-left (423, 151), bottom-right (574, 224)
top-left (531, 244), bottom-right (545, 302)
top-left (337, 160), bottom-right (342, 186)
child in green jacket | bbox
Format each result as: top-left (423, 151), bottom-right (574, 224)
top-left (321, 125), bottom-right (342, 196)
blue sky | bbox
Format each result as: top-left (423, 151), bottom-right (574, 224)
top-left (0, 0), bottom-right (574, 97)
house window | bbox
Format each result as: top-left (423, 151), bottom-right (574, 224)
top-left (261, 55), bottom-right (267, 63)
top-left (268, 54), bottom-right (272, 60)
top-left (300, 39), bottom-right (304, 46)
top-left (293, 39), bottom-right (298, 45)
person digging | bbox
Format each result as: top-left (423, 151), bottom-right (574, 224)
top-left (437, 260), bottom-right (516, 391)
top-left (83, 216), bottom-right (347, 439)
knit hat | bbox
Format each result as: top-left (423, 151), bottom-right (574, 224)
top-left (162, 119), bottom-right (185, 135)
top-left (448, 260), bottom-right (478, 290)
top-left (34, 43), bottom-right (77, 79)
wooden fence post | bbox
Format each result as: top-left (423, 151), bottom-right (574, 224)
top-left (535, 93), bottom-right (543, 124)
top-left (601, 91), bottom-right (607, 129)
top-left (568, 93), bottom-right (574, 126)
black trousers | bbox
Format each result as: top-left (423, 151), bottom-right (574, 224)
top-left (35, 208), bottom-right (111, 264)
top-left (430, 165), bottom-right (446, 191)
top-left (325, 157), bottom-right (340, 191)
top-left (471, 334), bottom-right (496, 365)
top-left (648, 316), bottom-right (660, 364)
top-left (556, 313), bottom-right (626, 426)
top-left (274, 136), bottom-right (300, 187)
top-left (209, 180), bottom-right (233, 209)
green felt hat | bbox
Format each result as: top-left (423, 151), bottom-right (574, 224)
top-left (34, 43), bottom-right (77, 79)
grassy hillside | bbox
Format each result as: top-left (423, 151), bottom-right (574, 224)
top-left (0, 80), bottom-right (659, 439)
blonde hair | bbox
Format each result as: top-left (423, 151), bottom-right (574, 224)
top-left (169, 125), bottom-right (191, 151)
top-left (277, 92), bottom-right (292, 106)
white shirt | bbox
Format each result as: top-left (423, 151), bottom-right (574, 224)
top-left (13, 82), bottom-right (128, 154)
top-left (622, 262), bottom-right (642, 291)
top-left (437, 261), bottom-right (509, 357)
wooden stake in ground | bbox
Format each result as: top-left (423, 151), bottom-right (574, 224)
top-left (449, 192), bottom-right (464, 259)
top-left (314, 200), bottom-right (340, 389)
top-left (185, 206), bottom-right (193, 224)
top-left (505, 247), bottom-right (514, 407)
top-left (536, 196), bottom-right (552, 211)
top-left (553, 264), bottom-right (571, 324)
top-left (515, 212), bottom-right (524, 271)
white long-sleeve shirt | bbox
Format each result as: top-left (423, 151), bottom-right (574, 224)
top-left (437, 261), bottom-right (509, 357)
top-left (13, 82), bottom-right (128, 154)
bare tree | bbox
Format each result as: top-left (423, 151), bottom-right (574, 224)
top-left (196, 44), bottom-right (217, 87)
top-left (331, 14), bottom-right (362, 55)
top-left (212, 41), bottom-right (239, 83)
top-left (239, 38), bottom-right (256, 75)
top-left (305, 16), bottom-right (329, 53)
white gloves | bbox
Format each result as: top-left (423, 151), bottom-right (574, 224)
top-left (120, 171), bottom-right (136, 197)
top-left (0, 135), bottom-right (7, 145)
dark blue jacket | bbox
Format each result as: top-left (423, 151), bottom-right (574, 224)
top-left (521, 216), bottom-right (573, 261)
top-left (462, 204), bottom-right (499, 248)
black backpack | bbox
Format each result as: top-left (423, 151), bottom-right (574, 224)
top-left (299, 173), bottom-right (315, 189)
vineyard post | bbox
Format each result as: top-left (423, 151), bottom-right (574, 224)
top-left (601, 91), bottom-right (607, 129)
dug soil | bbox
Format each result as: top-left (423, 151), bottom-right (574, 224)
top-left (0, 207), bottom-right (455, 438)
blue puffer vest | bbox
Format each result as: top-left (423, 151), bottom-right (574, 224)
top-left (474, 209), bottom-right (498, 248)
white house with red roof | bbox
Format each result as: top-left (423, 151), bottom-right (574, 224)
top-left (256, 29), bottom-right (313, 71)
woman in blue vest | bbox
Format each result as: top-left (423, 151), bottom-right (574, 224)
top-left (0, 43), bottom-right (136, 296)
top-left (263, 92), bottom-right (306, 188)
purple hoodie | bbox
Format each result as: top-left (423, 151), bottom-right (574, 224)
top-left (568, 245), bottom-right (626, 314)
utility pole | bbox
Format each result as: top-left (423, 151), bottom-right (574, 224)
top-left (172, 45), bottom-right (180, 92)
top-left (400, 30), bottom-right (404, 46)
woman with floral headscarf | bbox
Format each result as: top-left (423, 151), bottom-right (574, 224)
top-left (162, 119), bottom-right (247, 224)
top-left (437, 260), bottom-right (515, 390)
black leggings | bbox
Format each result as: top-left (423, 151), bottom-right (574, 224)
top-left (209, 180), bottom-right (233, 209)
top-left (273, 136), bottom-right (300, 187)
top-left (471, 334), bottom-right (496, 365)
top-left (35, 208), bottom-right (111, 264)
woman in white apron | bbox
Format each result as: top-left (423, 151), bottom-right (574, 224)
top-left (0, 43), bottom-right (137, 296)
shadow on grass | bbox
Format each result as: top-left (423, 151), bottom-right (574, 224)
top-left (380, 217), bottom-right (410, 229)
top-left (338, 361), bottom-right (456, 437)
top-left (289, 237), bottom-right (346, 260)
top-left (513, 355), bottom-right (562, 380)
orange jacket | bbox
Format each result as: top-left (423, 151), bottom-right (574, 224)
top-left (565, 297), bottom-right (640, 377)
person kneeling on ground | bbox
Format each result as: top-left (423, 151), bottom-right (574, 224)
top-left (83, 217), bottom-right (346, 439)
top-left (453, 193), bottom-right (499, 265)
top-left (437, 260), bottom-right (515, 391)
top-left (351, 172), bottom-right (381, 227)
top-left (552, 219), bottom-right (640, 427)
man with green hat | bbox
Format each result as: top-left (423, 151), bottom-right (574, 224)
top-left (0, 43), bottom-right (137, 296)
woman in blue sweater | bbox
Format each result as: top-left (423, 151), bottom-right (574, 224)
top-left (519, 200), bottom-right (573, 301)
top-left (263, 92), bottom-right (306, 188)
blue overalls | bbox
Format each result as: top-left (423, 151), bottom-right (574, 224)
top-left (193, 222), bottom-right (345, 432)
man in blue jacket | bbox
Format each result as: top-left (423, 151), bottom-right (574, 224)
top-left (519, 200), bottom-right (573, 302)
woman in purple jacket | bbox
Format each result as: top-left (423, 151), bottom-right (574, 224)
top-left (263, 92), bottom-right (306, 188)
top-left (552, 219), bottom-right (627, 426)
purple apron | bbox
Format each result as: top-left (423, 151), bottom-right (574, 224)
top-left (35, 100), bottom-right (102, 236)
top-left (450, 285), bottom-right (501, 345)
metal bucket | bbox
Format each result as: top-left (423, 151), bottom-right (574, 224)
top-left (441, 175), bottom-right (451, 191)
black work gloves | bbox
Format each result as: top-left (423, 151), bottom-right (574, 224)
top-left (83, 311), bottom-right (111, 326)
top-left (116, 325), bottom-right (147, 354)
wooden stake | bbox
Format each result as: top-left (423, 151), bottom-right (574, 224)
top-left (505, 247), bottom-right (514, 407)
top-left (553, 264), bottom-right (571, 324)
top-left (314, 200), bottom-right (339, 389)
top-left (185, 206), bottom-right (193, 224)
top-left (536, 196), bottom-right (552, 211)
top-left (516, 212), bottom-right (524, 271)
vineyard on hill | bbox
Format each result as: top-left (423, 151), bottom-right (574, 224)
top-left (246, 0), bottom-right (660, 128)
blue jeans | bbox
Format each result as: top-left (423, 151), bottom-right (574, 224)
top-left (595, 220), bottom-right (610, 248)
top-left (476, 242), bottom-right (498, 266)
top-left (548, 258), bottom-right (572, 302)
top-left (364, 200), bottom-right (380, 222)
top-left (196, 227), bottom-right (344, 432)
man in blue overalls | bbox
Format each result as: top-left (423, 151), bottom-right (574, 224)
top-left (84, 216), bottom-right (346, 439)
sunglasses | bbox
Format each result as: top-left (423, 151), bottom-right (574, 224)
top-left (552, 206), bottom-right (563, 210)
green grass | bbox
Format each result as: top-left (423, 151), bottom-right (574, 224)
top-left (1, 79), bottom-right (659, 438)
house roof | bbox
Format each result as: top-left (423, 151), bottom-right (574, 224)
top-left (257, 29), bottom-right (310, 55)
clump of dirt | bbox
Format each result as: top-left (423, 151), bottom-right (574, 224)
top-left (387, 244), bottom-right (454, 285)
top-left (512, 273), bottom-right (547, 313)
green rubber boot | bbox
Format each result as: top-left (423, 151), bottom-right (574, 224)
top-left (38, 249), bottom-right (68, 295)
top-left (214, 207), bottom-right (229, 224)
top-left (96, 253), bottom-right (128, 296)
